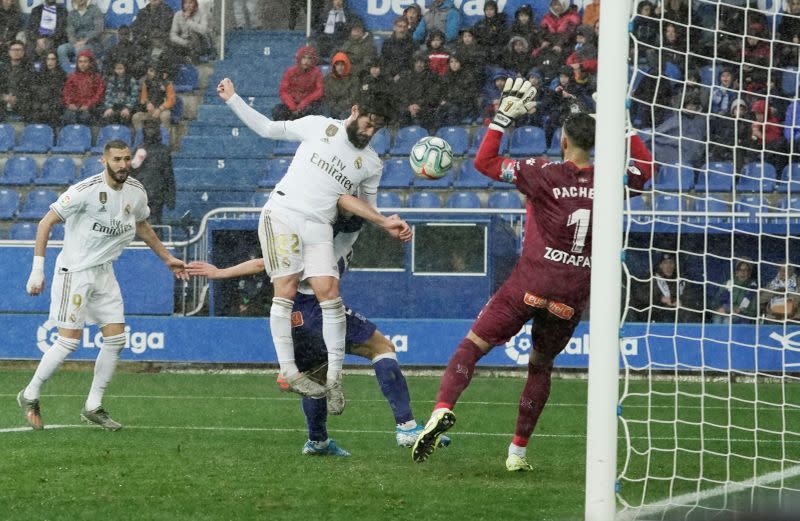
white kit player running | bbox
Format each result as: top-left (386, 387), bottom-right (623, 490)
top-left (17, 140), bottom-right (188, 431)
top-left (217, 78), bottom-right (410, 413)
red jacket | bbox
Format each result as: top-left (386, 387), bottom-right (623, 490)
top-left (279, 45), bottom-right (324, 112)
top-left (62, 50), bottom-right (105, 108)
top-left (540, 6), bottom-right (581, 37)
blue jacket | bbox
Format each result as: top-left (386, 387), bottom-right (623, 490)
top-left (784, 100), bottom-right (800, 143)
top-left (413, 0), bottom-right (461, 43)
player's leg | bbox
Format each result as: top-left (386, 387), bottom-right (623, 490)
top-left (298, 362), bottom-right (350, 457)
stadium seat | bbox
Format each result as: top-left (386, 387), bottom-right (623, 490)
top-left (778, 195), bottom-right (800, 223)
top-left (734, 194), bottom-right (768, 216)
top-left (0, 123), bottom-right (14, 152)
top-left (175, 167), bottom-right (259, 191)
top-left (390, 125), bottom-right (428, 156)
top-left (487, 191), bottom-right (522, 209)
top-left (251, 191), bottom-right (270, 207)
top-left (0, 156), bottom-right (38, 185)
top-left (653, 193), bottom-right (685, 212)
top-left (92, 125), bottom-right (131, 154)
top-left (370, 128), bottom-right (390, 156)
top-left (36, 156), bottom-right (76, 185)
top-left (52, 124), bottom-right (91, 153)
top-left (259, 158), bottom-right (290, 188)
top-left (171, 95), bottom-right (184, 125)
top-left (689, 197), bottom-right (731, 224)
top-left (8, 221), bottom-right (37, 240)
top-left (224, 135), bottom-right (271, 158)
top-left (195, 104), bottom-right (242, 125)
top-left (737, 162), bottom-right (777, 192)
top-left (381, 158), bottom-right (414, 188)
top-left (0, 188), bottom-right (20, 218)
top-left (132, 125), bottom-right (170, 149)
top-left (547, 127), bottom-right (562, 156)
top-left (655, 164), bottom-right (695, 192)
top-left (79, 156), bottom-right (104, 179)
top-left (695, 162), bottom-right (734, 192)
top-left (377, 191), bottom-right (402, 208)
top-left (413, 169), bottom-right (451, 188)
top-left (454, 159), bottom-right (492, 188)
top-left (445, 191), bottom-right (481, 208)
top-left (174, 64), bottom-right (199, 92)
top-left (14, 124), bottom-right (53, 153)
top-left (469, 125), bottom-right (509, 155)
top-left (509, 126), bottom-right (547, 156)
top-left (50, 223), bottom-right (64, 240)
top-left (163, 190), bottom-right (251, 223)
top-left (407, 191), bottom-right (442, 208)
top-left (273, 140), bottom-right (300, 156)
top-left (781, 67), bottom-right (799, 96)
top-left (776, 164), bottom-right (800, 193)
top-left (178, 136), bottom-right (220, 158)
top-left (435, 126), bottom-right (469, 156)
top-left (17, 189), bottom-right (59, 219)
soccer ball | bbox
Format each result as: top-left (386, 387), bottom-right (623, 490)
top-left (409, 136), bottom-right (453, 179)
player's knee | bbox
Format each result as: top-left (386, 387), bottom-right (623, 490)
top-left (101, 333), bottom-right (126, 353)
top-left (364, 332), bottom-right (395, 359)
top-left (529, 349), bottom-right (555, 370)
top-left (319, 297), bottom-right (345, 319)
top-left (54, 335), bottom-right (80, 354)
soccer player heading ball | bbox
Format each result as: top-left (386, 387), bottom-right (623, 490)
top-left (411, 78), bottom-right (653, 470)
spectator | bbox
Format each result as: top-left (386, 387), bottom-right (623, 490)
top-left (57, 0), bottom-right (104, 73)
top-left (452, 27), bottom-right (486, 72)
top-left (471, 0), bottom-right (508, 65)
top-left (131, 0), bottom-right (174, 55)
top-left (712, 260), bottom-right (758, 324)
top-left (650, 252), bottom-right (685, 322)
top-left (424, 29), bottom-right (450, 77)
top-left (762, 265), bottom-right (799, 322)
top-left (392, 51), bottom-right (440, 129)
top-left (565, 25), bottom-right (597, 77)
top-left (62, 48), bottom-right (104, 125)
top-left (340, 18), bottom-right (375, 78)
top-left (658, 0), bottom-right (689, 26)
top-left (288, 0), bottom-right (324, 31)
top-left (412, 0), bottom-right (461, 44)
top-left (432, 53), bottom-right (480, 129)
top-left (25, 0), bottom-right (68, 62)
top-left (481, 69), bottom-right (510, 125)
top-left (777, 0), bottom-right (800, 68)
top-left (322, 51), bottom-right (357, 119)
top-left (0, 40), bottom-right (33, 121)
top-left (509, 4), bottom-right (540, 51)
top-left (105, 25), bottom-right (146, 81)
top-left (232, 0), bottom-right (262, 29)
top-left (358, 57), bottom-right (391, 101)
top-left (632, 1), bottom-right (658, 49)
top-left (709, 97), bottom-right (748, 166)
top-left (582, 0), bottom-right (600, 28)
top-left (540, 0), bottom-right (580, 48)
top-left (403, 4), bottom-right (422, 35)
top-left (0, 0), bottom-right (23, 60)
top-left (169, 0), bottom-right (213, 64)
top-left (502, 35), bottom-right (534, 77)
top-left (518, 68), bottom-right (549, 127)
top-left (709, 67), bottom-right (738, 115)
top-left (381, 16), bottom-right (414, 80)
top-left (545, 65), bottom-right (589, 146)
top-left (748, 98), bottom-right (788, 175)
top-left (660, 22), bottom-right (686, 68)
top-left (651, 94), bottom-right (708, 167)
top-left (132, 61), bottom-right (175, 129)
top-left (272, 45), bottom-right (324, 121)
top-left (29, 51), bottom-right (65, 126)
top-left (531, 34), bottom-right (566, 87)
top-left (101, 61), bottom-right (139, 125)
top-left (314, 0), bottom-right (353, 61)
top-left (131, 118), bottom-right (175, 225)
top-left (783, 87), bottom-right (800, 152)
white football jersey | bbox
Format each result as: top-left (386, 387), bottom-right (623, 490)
top-left (50, 173), bottom-right (150, 272)
top-left (226, 95), bottom-right (382, 224)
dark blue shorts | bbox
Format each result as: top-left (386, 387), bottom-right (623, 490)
top-left (291, 293), bottom-right (377, 373)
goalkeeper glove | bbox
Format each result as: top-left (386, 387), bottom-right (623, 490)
top-left (26, 256), bottom-right (45, 295)
top-left (491, 77), bottom-right (537, 131)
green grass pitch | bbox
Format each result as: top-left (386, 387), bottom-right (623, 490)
top-left (1, 368), bottom-right (797, 520)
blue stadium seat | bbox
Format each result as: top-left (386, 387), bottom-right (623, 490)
top-left (390, 125), bottom-right (428, 156)
top-left (381, 159), bottom-right (414, 188)
top-left (691, 197), bottom-right (732, 224)
top-left (469, 126), bottom-right (509, 155)
top-left (260, 158), bottom-right (290, 188)
top-left (273, 140), bottom-right (300, 156)
top-left (370, 128), bottom-right (390, 156)
top-left (777, 164), bottom-right (800, 193)
top-left (17, 189), bottom-right (59, 219)
top-left (734, 194), bottom-right (769, 221)
top-left (163, 190), bottom-right (252, 223)
top-left (14, 124), bottom-right (53, 153)
top-left (0, 188), bottom-right (20, 218)
top-left (407, 191), bottom-right (442, 208)
top-left (0, 123), bottom-right (14, 152)
top-left (488, 191), bottom-right (522, 209)
top-left (781, 67), bottom-right (799, 96)
top-left (174, 167), bottom-right (260, 191)
top-left (0, 156), bottom-right (38, 185)
top-left (446, 191), bottom-right (481, 208)
top-left (738, 162), bottom-right (776, 192)
top-left (92, 125), bottom-right (131, 154)
top-left (171, 95), bottom-right (184, 125)
top-left (132, 125), bottom-right (170, 149)
top-left (36, 156), bottom-right (76, 185)
top-left (509, 126), bottom-right (547, 156)
top-left (224, 135), bottom-right (271, 158)
top-left (653, 193), bottom-right (685, 212)
top-left (547, 127), bottom-right (562, 156)
top-left (80, 156), bottom-right (104, 179)
top-left (52, 124), bottom-right (91, 153)
top-left (413, 169), bottom-right (451, 188)
top-left (50, 223), bottom-right (64, 240)
top-left (251, 191), bottom-right (270, 207)
top-left (777, 195), bottom-right (800, 223)
top-left (8, 221), bottom-right (37, 240)
top-left (377, 191), bottom-right (402, 208)
top-left (178, 136), bottom-right (220, 158)
top-left (174, 64), bottom-right (199, 93)
top-left (435, 126), bottom-right (469, 156)
top-left (655, 164), bottom-right (695, 192)
top-left (695, 162), bottom-right (734, 192)
top-left (454, 159), bottom-right (492, 188)
top-left (195, 104), bottom-right (242, 125)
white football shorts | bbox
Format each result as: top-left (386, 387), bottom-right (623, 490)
top-left (257, 206), bottom-right (339, 282)
top-left (49, 263), bottom-right (125, 330)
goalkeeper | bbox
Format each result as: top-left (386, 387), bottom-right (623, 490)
top-left (412, 78), bottom-right (653, 470)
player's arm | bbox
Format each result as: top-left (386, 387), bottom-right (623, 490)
top-left (25, 209), bottom-right (61, 296)
top-left (338, 194), bottom-right (412, 242)
top-left (626, 132), bottom-right (654, 194)
top-left (186, 259), bottom-right (264, 280)
top-left (135, 220), bottom-right (188, 280)
top-left (217, 78), bottom-right (301, 141)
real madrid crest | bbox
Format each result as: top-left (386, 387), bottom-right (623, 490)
top-left (355, 157), bottom-right (362, 169)
top-left (325, 124), bottom-right (338, 137)
top-left (124, 204), bottom-right (131, 215)
top-left (99, 192), bottom-right (107, 204)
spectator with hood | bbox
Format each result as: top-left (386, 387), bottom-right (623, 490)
top-left (273, 45), bottom-right (324, 121)
top-left (412, 0), bottom-right (461, 44)
top-left (452, 27), bottom-right (486, 72)
top-left (540, 0), bottom-right (580, 48)
top-left (29, 51), bottom-right (65, 126)
top-left (323, 51), bottom-right (357, 118)
top-left (131, 118), bottom-right (175, 225)
top-left (61, 48), bottom-right (104, 125)
top-left (502, 35), bottom-right (534, 77)
top-left (26, 0), bottom-right (68, 62)
top-left (424, 29), bottom-right (450, 77)
top-left (510, 4), bottom-right (540, 50)
top-left (472, 0), bottom-right (508, 65)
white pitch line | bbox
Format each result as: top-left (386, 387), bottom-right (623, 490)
top-left (617, 464), bottom-right (800, 521)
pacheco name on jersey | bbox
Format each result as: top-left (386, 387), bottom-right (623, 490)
top-left (544, 246), bottom-right (591, 268)
top-left (310, 152), bottom-right (354, 191)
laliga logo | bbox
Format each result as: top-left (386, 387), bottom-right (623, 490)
top-left (385, 334), bottom-right (408, 352)
top-left (366, 0), bottom-right (508, 17)
top-left (505, 326), bottom-right (640, 365)
top-left (769, 330), bottom-right (800, 351)
top-left (37, 320), bottom-right (165, 355)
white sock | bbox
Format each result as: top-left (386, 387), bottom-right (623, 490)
top-left (85, 333), bottom-right (126, 411)
top-left (397, 419), bottom-right (417, 430)
top-left (270, 297), bottom-right (299, 376)
top-left (319, 297), bottom-right (346, 384)
top-left (24, 336), bottom-right (80, 400)
top-left (508, 443), bottom-right (527, 458)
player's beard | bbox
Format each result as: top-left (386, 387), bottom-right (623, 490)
top-left (346, 119), bottom-right (371, 149)
top-left (107, 163), bottom-right (130, 185)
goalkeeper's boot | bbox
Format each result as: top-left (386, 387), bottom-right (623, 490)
top-left (396, 423), bottom-right (452, 448)
top-left (325, 374), bottom-right (345, 415)
top-left (301, 439), bottom-right (351, 457)
top-left (17, 390), bottom-right (43, 430)
top-left (505, 454), bottom-right (533, 472)
top-left (411, 408), bottom-right (456, 463)
top-left (80, 407), bottom-right (122, 431)
top-left (282, 372), bottom-right (327, 399)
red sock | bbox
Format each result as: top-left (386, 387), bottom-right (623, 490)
top-left (434, 337), bottom-right (485, 411)
top-left (513, 363), bottom-right (553, 444)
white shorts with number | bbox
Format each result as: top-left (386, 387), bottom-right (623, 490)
top-left (48, 263), bottom-right (125, 330)
top-left (257, 206), bottom-right (339, 282)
